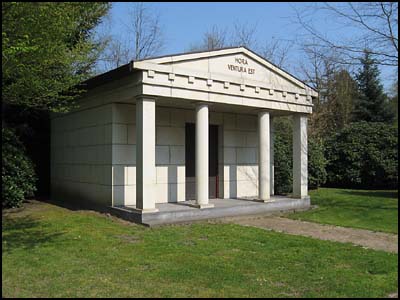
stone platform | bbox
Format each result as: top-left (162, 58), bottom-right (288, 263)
top-left (109, 196), bottom-right (310, 226)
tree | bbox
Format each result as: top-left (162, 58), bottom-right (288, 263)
top-left (293, 2), bottom-right (398, 67)
top-left (324, 70), bottom-right (358, 133)
top-left (2, 2), bottom-right (110, 206)
top-left (98, 2), bottom-right (164, 71)
top-left (125, 2), bottom-right (164, 60)
top-left (188, 22), bottom-right (294, 70)
top-left (188, 25), bottom-right (229, 51)
top-left (99, 37), bottom-right (131, 71)
top-left (353, 50), bottom-right (394, 122)
top-left (2, 2), bottom-right (110, 113)
top-left (231, 22), bottom-right (258, 50)
top-left (297, 45), bottom-right (358, 138)
top-left (188, 22), bottom-right (259, 52)
top-left (259, 38), bottom-right (293, 69)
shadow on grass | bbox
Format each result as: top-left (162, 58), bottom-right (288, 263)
top-left (38, 195), bottom-right (111, 215)
top-left (2, 216), bottom-right (65, 254)
top-left (339, 190), bottom-right (398, 199)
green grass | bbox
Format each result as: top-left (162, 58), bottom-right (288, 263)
top-left (288, 188), bottom-right (398, 234)
top-left (2, 200), bottom-right (398, 298)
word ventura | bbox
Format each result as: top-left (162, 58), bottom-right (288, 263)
top-left (227, 57), bottom-right (255, 74)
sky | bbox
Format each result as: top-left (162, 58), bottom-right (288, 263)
top-left (98, 2), bottom-right (396, 90)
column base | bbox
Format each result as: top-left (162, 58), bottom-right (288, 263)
top-left (290, 194), bottom-right (310, 200)
top-left (255, 198), bottom-right (274, 203)
top-left (131, 207), bottom-right (159, 214)
top-left (189, 203), bottom-right (215, 209)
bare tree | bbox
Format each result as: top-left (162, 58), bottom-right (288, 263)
top-left (188, 25), bottom-right (229, 51)
top-left (231, 21), bottom-right (258, 50)
top-left (97, 2), bottom-right (164, 73)
top-left (97, 34), bottom-right (131, 71)
top-left (259, 38), bottom-right (293, 69)
top-left (188, 22), bottom-right (261, 52)
top-left (296, 43), bottom-right (359, 137)
top-left (123, 2), bottom-right (164, 60)
top-left (293, 2), bottom-right (398, 67)
top-left (188, 22), bottom-right (293, 71)
top-left (297, 43), bottom-right (344, 91)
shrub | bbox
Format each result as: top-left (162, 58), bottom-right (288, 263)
top-left (2, 127), bottom-right (37, 208)
top-left (308, 137), bottom-right (327, 189)
top-left (325, 121), bottom-right (398, 189)
top-left (273, 118), bottom-right (293, 195)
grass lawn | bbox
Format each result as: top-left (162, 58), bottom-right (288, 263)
top-left (2, 200), bottom-right (398, 298)
top-left (288, 188), bottom-right (398, 234)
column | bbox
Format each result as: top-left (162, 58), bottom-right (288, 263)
top-left (293, 114), bottom-right (308, 199)
top-left (258, 111), bottom-right (270, 201)
top-left (136, 96), bottom-right (158, 212)
top-left (270, 116), bottom-right (274, 196)
top-left (195, 103), bottom-right (214, 208)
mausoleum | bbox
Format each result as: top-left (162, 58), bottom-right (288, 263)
top-left (50, 46), bottom-right (317, 225)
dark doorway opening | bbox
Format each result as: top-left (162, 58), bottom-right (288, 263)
top-left (185, 123), bottom-right (219, 200)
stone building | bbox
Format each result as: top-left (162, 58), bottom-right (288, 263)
top-left (50, 47), bottom-right (317, 225)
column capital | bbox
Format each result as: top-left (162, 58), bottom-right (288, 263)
top-left (195, 102), bottom-right (211, 109)
top-left (258, 109), bottom-right (272, 116)
top-left (292, 112), bottom-right (309, 118)
top-left (135, 95), bottom-right (157, 102)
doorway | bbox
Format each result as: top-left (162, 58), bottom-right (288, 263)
top-left (185, 123), bottom-right (219, 200)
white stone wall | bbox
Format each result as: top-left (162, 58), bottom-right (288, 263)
top-left (154, 106), bottom-right (186, 204)
top-left (50, 104), bottom-right (113, 207)
top-left (220, 113), bottom-right (259, 199)
top-left (109, 103), bottom-right (137, 206)
top-left (51, 102), bottom-right (259, 207)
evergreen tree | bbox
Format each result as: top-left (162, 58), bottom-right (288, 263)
top-left (353, 50), bottom-right (394, 123)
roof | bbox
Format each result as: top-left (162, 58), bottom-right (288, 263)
top-left (83, 46), bottom-right (317, 93)
top-left (83, 61), bottom-right (134, 89)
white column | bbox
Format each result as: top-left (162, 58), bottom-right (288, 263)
top-left (258, 111), bottom-right (270, 201)
top-left (136, 96), bottom-right (158, 212)
top-left (293, 114), bottom-right (308, 199)
top-left (195, 103), bottom-right (214, 208)
top-left (270, 116), bottom-right (274, 196)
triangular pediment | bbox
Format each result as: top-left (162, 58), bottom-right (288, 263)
top-left (141, 47), bottom-right (315, 93)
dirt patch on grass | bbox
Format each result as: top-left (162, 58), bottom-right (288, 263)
top-left (2, 200), bottom-right (51, 216)
top-left (224, 216), bottom-right (398, 253)
top-left (388, 291), bottom-right (398, 298)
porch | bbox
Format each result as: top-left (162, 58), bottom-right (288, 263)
top-left (133, 97), bottom-right (309, 213)
top-left (109, 196), bottom-right (310, 226)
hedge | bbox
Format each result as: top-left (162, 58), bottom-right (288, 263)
top-left (324, 121), bottom-right (398, 189)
